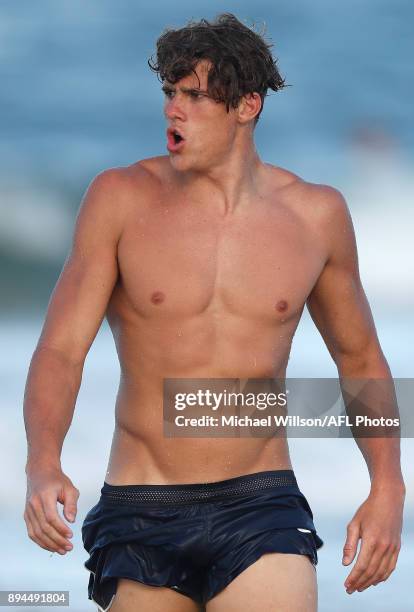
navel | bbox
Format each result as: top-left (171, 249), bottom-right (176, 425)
top-left (151, 291), bottom-right (165, 305)
top-left (275, 299), bottom-right (288, 313)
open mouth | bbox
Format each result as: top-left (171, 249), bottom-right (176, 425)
top-left (173, 131), bottom-right (183, 144)
top-left (167, 128), bottom-right (185, 151)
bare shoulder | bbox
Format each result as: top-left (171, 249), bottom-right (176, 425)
top-left (268, 165), bottom-right (352, 229)
top-left (266, 163), bottom-right (348, 214)
top-left (95, 155), bottom-right (170, 187)
top-left (83, 156), bottom-right (169, 221)
top-left (265, 165), bottom-right (356, 264)
top-left (264, 162), bottom-right (303, 193)
top-left (91, 157), bottom-right (165, 197)
top-left (126, 155), bottom-right (172, 188)
top-left (293, 180), bottom-right (359, 268)
top-left (296, 180), bottom-right (356, 259)
top-left (298, 180), bottom-right (350, 218)
top-left (300, 182), bottom-right (356, 253)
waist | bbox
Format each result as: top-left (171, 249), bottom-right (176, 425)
top-left (101, 469), bottom-right (298, 505)
top-left (107, 428), bottom-right (292, 485)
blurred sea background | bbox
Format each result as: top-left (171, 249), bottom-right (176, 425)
top-left (1, 1), bottom-right (413, 610)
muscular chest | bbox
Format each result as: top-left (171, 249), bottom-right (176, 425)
top-left (115, 201), bottom-right (324, 323)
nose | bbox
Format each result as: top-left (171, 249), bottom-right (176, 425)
top-left (164, 94), bottom-right (186, 121)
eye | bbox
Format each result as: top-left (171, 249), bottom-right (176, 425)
top-left (163, 89), bottom-right (175, 99)
top-left (189, 91), bottom-right (202, 99)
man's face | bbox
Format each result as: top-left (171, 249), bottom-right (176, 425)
top-left (163, 60), bottom-right (239, 173)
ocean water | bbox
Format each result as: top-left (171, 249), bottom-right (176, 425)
top-left (1, 0), bottom-right (414, 314)
top-left (1, 0), bottom-right (413, 609)
top-left (1, 0), bottom-right (413, 182)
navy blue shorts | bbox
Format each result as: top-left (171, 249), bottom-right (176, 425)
top-left (82, 470), bottom-right (324, 610)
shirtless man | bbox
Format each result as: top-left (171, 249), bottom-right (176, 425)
top-left (23, 13), bottom-right (405, 612)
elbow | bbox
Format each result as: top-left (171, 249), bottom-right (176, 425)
top-left (333, 341), bottom-right (391, 378)
top-left (32, 343), bottom-right (85, 372)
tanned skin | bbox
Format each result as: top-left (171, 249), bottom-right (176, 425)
top-left (24, 60), bottom-right (405, 611)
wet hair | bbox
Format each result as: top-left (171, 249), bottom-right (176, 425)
top-left (148, 13), bottom-right (288, 124)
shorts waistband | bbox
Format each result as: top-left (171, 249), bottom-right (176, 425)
top-left (100, 470), bottom-right (298, 504)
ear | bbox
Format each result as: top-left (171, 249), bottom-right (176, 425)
top-left (237, 92), bottom-right (262, 124)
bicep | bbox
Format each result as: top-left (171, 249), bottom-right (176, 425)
top-left (306, 187), bottom-right (380, 365)
top-left (36, 170), bottom-right (124, 364)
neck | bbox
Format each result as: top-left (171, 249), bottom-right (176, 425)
top-left (180, 136), bottom-right (265, 215)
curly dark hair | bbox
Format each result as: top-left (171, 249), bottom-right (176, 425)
top-left (148, 13), bottom-right (288, 124)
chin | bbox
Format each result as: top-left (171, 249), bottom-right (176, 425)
top-left (173, 150), bottom-right (224, 174)
top-left (168, 153), bottom-right (201, 173)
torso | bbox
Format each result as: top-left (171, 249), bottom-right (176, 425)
top-left (104, 156), bottom-right (329, 484)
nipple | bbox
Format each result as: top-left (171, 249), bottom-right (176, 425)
top-left (151, 291), bottom-right (165, 305)
top-left (275, 300), bottom-right (288, 313)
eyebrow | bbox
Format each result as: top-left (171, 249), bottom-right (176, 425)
top-left (161, 85), bottom-right (210, 96)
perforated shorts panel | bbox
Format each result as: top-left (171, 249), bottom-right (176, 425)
top-left (100, 469), bottom-right (298, 505)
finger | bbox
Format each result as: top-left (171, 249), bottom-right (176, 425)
top-left (369, 551), bottom-right (394, 588)
top-left (37, 507), bottom-right (73, 551)
top-left (34, 497), bottom-right (73, 551)
top-left (26, 503), bottom-right (59, 550)
top-left (359, 540), bottom-right (401, 590)
top-left (353, 545), bottom-right (389, 591)
top-left (59, 485), bottom-right (80, 524)
top-left (342, 522), bottom-right (360, 566)
top-left (24, 508), bottom-right (50, 551)
top-left (26, 505), bottom-right (66, 553)
top-left (345, 538), bottom-right (375, 593)
top-left (374, 548), bottom-right (399, 585)
top-left (40, 493), bottom-right (74, 540)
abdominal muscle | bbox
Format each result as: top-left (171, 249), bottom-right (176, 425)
top-left (106, 410), bottom-right (293, 485)
top-left (104, 323), bottom-right (294, 486)
top-left (105, 278), bottom-right (300, 485)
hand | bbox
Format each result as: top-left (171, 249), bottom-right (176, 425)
top-left (342, 485), bottom-right (404, 594)
top-left (24, 467), bottom-right (80, 555)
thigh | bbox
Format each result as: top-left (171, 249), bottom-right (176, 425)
top-left (206, 553), bottom-right (317, 612)
top-left (109, 578), bottom-right (204, 612)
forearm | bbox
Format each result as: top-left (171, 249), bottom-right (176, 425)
top-left (337, 355), bottom-right (405, 492)
top-left (355, 436), bottom-right (404, 493)
top-left (23, 345), bottom-right (83, 473)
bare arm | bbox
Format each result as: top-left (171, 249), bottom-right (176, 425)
top-left (23, 168), bottom-right (126, 553)
top-left (306, 185), bottom-right (405, 593)
top-left (306, 185), bottom-right (404, 483)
